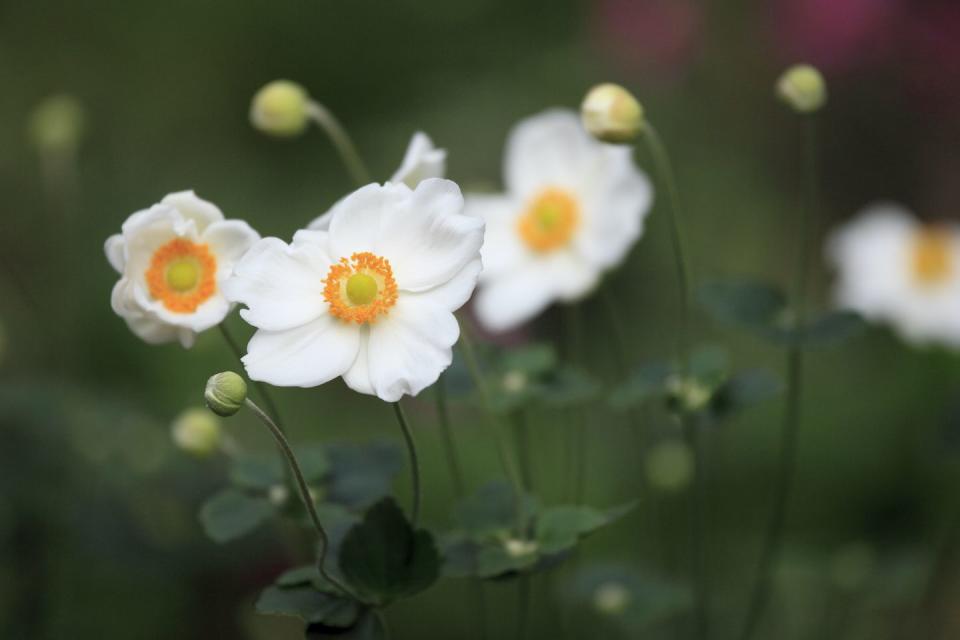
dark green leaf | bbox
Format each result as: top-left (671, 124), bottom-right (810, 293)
top-left (338, 498), bottom-right (440, 605)
top-left (775, 310), bottom-right (865, 347)
top-left (476, 541), bottom-right (539, 578)
top-left (229, 453), bottom-right (284, 490)
top-left (536, 503), bottom-right (635, 555)
top-left (306, 609), bottom-right (386, 640)
top-left (453, 481), bottom-right (537, 539)
top-left (712, 369), bottom-right (781, 417)
top-left (199, 489), bottom-right (275, 543)
top-left (326, 442), bottom-right (403, 509)
top-left (699, 280), bottom-right (786, 329)
top-left (296, 444), bottom-right (330, 483)
top-left (608, 362), bottom-right (673, 410)
top-left (276, 565), bottom-right (322, 588)
top-left (536, 367), bottom-right (602, 407)
top-left (256, 585), bottom-right (361, 627)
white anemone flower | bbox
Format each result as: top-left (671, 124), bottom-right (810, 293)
top-left (105, 191), bottom-right (260, 348)
top-left (827, 203), bottom-right (960, 347)
top-left (223, 179), bottom-right (484, 402)
top-left (307, 132), bottom-right (445, 231)
top-left (465, 109), bottom-right (653, 332)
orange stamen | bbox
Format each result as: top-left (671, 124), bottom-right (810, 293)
top-left (146, 238), bottom-right (218, 313)
top-left (323, 252), bottom-right (399, 324)
top-left (516, 187), bottom-right (580, 252)
top-left (912, 227), bottom-right (953, 286)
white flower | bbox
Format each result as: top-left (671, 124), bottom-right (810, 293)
top-left (465, 109), bottom-right (653, 332)
top-left (224, 179), bottom-right (484, 402)
top-left (307, 132), bottom-right (445, 231)
top-left (827, 203), bottom-right (960, 347)
top-left (105, 191), bottom-right (260, 348)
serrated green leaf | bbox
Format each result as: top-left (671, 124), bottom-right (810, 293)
top-left (699, 280), bottom-right (787, 329)
top-left (199, 489), bottom-right (275, 543)
top-left (453, 481), bottom-right (537, 539)
top-left (536, 503), bottom-right (635, 555)
top-left (256, 585), bottom-right (360, 627)
top-left (338, 498), bottom-right (440, 606)
top-left (476, 541), bottom-right (539, 578)
top-left (326, 442), bottom-right (403, 509)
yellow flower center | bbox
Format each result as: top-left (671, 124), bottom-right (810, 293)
top-left (146, 238), bottom-right (217, 313)
top-left (517, 188), bottom-right (580, 252)
top-left (911, 227), bottom-right (953, 286)
top-left (323, 252), bottom-right (398, 324)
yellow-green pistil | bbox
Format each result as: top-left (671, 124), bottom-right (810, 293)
top-left (346, 273), bottom-right (378, 306)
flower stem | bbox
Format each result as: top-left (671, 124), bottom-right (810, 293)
top-left (458, 327), bottom-right (528, 535)
top-left (242, 398), bottom-right (356, 599)
top-left (434, 377), bottom-right (466, 498)
top-left (306, 101), bottom-right (372, 187)
top-left (391, 401), bottom-right (422, 528)
top-left (737, 114), bottom-right (819, 640)
top-left (511, 410), bottom-right (533, 491)
top-left (218, 324), bottom-right (284, 430)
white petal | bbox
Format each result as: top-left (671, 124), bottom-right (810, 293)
top-left (408, 257), bottom-right (482, 311)
top-left (390, 132), bottom-right (447, 188)
top-left (328, 183), bottom-right (409, 258)
top-left (178, 328), bottom-right (197, 349)
top-left (123, 312), bottom-right (182, 345)
top-left (465, 194), bottom-right (527, 282)
top-left (307, 209), bottom-right (334, 231)
top-left (132, 284), bottom-right (231, 333)
top-left (161, 190), bottom-right (224, 232)
top-left (202, 219), bottom-right (261, 270)
top-left (105, 235), bottom-right (125, 273)
top-left (379, 178), bottom-right (485, 291)
top-left (343, 327), bottom-right (375, 395)
top-left (222, 235), bottom-right (332, 332)
top-left (243, 314), bottom-right (361, 388)
top-left (505, 110), bottom-right (593, 199)
top-left (367, 295), bottom-right (459, 401)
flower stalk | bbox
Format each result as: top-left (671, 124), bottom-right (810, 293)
top-left (392, 401), bottom-right (422, 528)
top-left (306, 101), bottom-right (372, 187)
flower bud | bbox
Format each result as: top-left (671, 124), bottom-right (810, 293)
top-left (776, 64), bottom-right (827, 114)
top-left (593, 580), bottom-right (631, 615)
top-left (204, 372), bottom-right (248, 417)
top-left (250, 80), bottom-right (311, 137)
top-left (580, 83), bottom-right (644, 144)
top-left (28, 94), bottom-right (86, 153)
top-left (171, 407), bottom-right (222, 457)
top-left (645, 439), bottom-right (693, 492)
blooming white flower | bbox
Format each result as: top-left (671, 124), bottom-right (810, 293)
top-left (307, 132), bottom-right (445, 231)
top-left (224, 179), bottom-right (484, 402)
top-left (465, 109), bottom-right (653, 332)
top-left (827, 203), bottom-right (960, 347)
top-left (105, 191), bottom-right (260, 348)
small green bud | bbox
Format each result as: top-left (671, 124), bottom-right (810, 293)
top-left (645, 439), bottom-right (694, 492)
top-left (250, 80), bottom-right (311, 137)
top-left (580, 83), bottom-right (644, 144)
top-left (171, 407), bottom-right (222, 457)
top-left (776, 64), bottom-right (827, 114)
top-left (28, 94), bottom-right (86, 153)
top-left (593, 580), bottom-right (631, 615)
top-left (204, 372), bottom-right (248, 417)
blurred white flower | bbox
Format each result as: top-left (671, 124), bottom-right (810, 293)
top-left (827, 203), bottom-right (960, 347)
top-left (307, 132), bottom-right (445, 232)
top-left (105, 191), bottom-right (260, 348)
top-left (465, 110), bottom-right (652, 332)
top-left (224, 179), bottom-right (483, 402)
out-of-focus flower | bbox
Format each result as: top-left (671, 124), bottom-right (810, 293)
top-left (250, 80), bottom-right (310, 137)
top-left (205, 372), bottom-right (248, 417)
top-left (593, 580), bottom-right (631, 615)
top-left (105, 191), bottom-right (260, 348)
top-left (581, 83), bottom-right (644, 144)
top-left (645, 439), bottom-right (693, 492)
top-left (308, 132), bottom-right (446, 231)
top-left (466, 110), bottom-right (652, 332)
top-left (224, 179), bottom-right (484, 402)
top-left (171, 407), bottom-right (222, 457)
top-left (28, 94), bottom-right (86, 153)
top-left (776, 64), bottom-right (828, 113)
top-left (827, 204), bottom-right (960, 347)
top-left (592, 0), bottom-right (703, 80)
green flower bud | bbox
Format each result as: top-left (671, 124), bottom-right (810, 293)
top-left (250, 80), bottom-right (311, 137)
top-left (776, 64), bottom-right (827, 114)
top-left (580, 83), bottom-right (644, 144)
top-left (28, 94), bottom-right (86, 153)
top-left (171, 407), bottom-right (222, 457)
top-left (204, 372), bottom-right (248, 417)
top-left (645, 439), bottom-right (693, 492)
top-left (593, 580), bottom-right (631, 615)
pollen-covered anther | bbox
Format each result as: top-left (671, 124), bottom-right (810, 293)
top-left (323, 252), bottom-right (399, 324)
top-left (517, 188), bottom-right (580, 252)
top-left (146, 238), bottom-right (217, 313)
top-left (911, 227), bottom-right (953, 286)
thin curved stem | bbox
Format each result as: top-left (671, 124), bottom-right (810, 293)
top-left (738, 115), bottom-right (819, 640)
top-left (218, 324), bottom-right (284, 431)
top-left (392, 402), bottom-right (422, 528)
top-left (306, 101), bottom-right (372, 187)
top-left (243, 398), bottom-right (356, 599)
top-left (458, 327), bottom-right (528, 535)
top-left (434, 377), bottom-right (466, 498)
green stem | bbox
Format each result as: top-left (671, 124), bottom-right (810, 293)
top-left (434, 377), bottom-right (466, 498)
top-left (737, 115), bottom-right (819, 640)
top-left (458, 326), bottom-right (528, 535)
top-left (512, 410), bottom-right (533, 491)
top-left (242, 398), bottom-right (356, 599)
top-left (306, 101), bottom-right (372, 187)
top-left (218, 324), bottom-right (284, 430)
top-left (392, 401), bottom-right (422, 528)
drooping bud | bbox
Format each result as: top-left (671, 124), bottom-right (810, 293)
top-left (580, 83), bottom-right (644, 144)
top-left (250, 80), bottom-right (311, 137)
top-left (171, 407), bottom-right (222, 457)
top-left (776, 64), bottom-right (827, 114)
top-left (204, 372), bottom-right (248, 417)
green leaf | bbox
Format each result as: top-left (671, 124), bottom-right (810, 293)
top-left (229, 453), bottom-right (284, 490)
top-left (306, 610), bottom-right (386, 640)
top-left (296, 444), bottom-right (330, 483)
top-left (476, 541), bottom-right (539, 578)
top-left (275, 565), bottom-right (322, 588)
top-left (326, 442), bottom-right (403, 509)
top-left (608, 362), bottom-right (673, 410)
top-left (338, 498), bottom-right (440, 606)
top-left (775, 310), bottom-right (865, 347)
top-left (536, 503), bottom-right (635, 555)
top-left (256, 585), bottom-right (360, 627)
top-left (536, 367), bottom-right (602, 408)
top-left (199, 489), bottom-right (275, 543)
top-left (699, 280), bottom-right (787, 329)
top-left (453, 481), bottom-right (537, 539)
top-left (712, 369), bottom-right (781, 417)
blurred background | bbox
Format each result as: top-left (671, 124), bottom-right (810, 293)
top-left (3, 0), bottom-right (960, 638)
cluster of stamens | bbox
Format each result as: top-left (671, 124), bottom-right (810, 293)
top-left (323, 252), bottom-right (398, 323)
top-left (146, 238), bottom-right (217, 313)
top-left (912, 227), bottom-right (953, 286)
top-left (516, 187), bottom-right (580, 252)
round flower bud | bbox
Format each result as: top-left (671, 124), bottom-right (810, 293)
top-left (645, 439), bottom-right (693, 492)
top-left (593, 580), bottom-right (631, 615)
top-left (580, 83), bottom-right (644, 144)
top-left (250, 80), bottom-right (311, 137)
top-left (776, 64), bottom-right (827, 114)
top-left (204, 372), bottom-right (248, 417)
top-left (171, 407), bottom-right (222, 457)
top-left (28, 94), bottom-right (86, 153)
